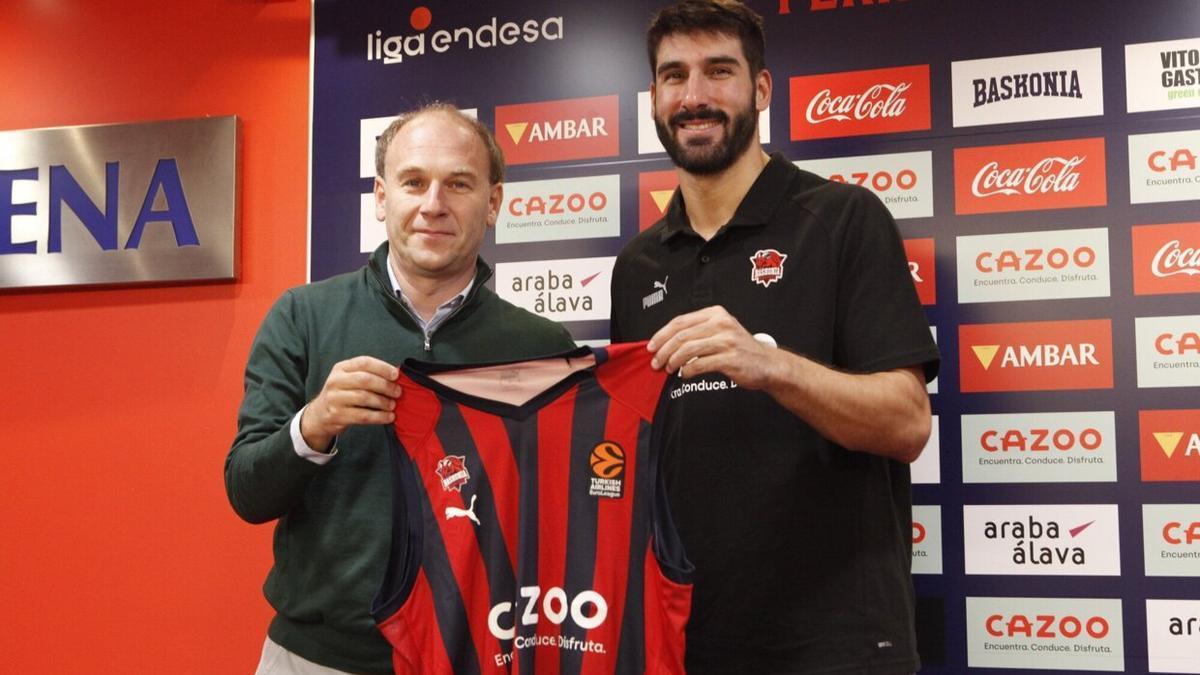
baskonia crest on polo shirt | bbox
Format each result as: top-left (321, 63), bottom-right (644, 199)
top-left (750, 249), bottom-right (788, 287)
top-left (435, 454), bottom-right (470, 492)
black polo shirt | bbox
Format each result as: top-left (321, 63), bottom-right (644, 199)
top-left (610, 153), bottom-right (939, 674)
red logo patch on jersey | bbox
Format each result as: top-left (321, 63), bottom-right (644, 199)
top-left (750, 249), bottom-right (789, 288)
top-left (436, 455), bottom-right (471, 492)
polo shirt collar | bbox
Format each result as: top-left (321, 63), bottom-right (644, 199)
top-left (660, 152), bottom-right (794, 243)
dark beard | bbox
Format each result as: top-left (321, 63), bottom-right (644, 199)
top-left (654, 96), bottom-right (758, 175)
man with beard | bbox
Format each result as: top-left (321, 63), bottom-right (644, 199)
top-left (609, 1), bottom-right (940, 672)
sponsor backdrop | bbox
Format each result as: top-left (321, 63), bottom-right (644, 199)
top-left (313, 1), bottom-right (1200, 672)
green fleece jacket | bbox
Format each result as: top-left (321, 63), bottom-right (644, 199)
top-left (225, 243), bottom-right (574, 673)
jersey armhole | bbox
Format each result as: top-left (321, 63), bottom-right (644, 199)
top-left (370, 430), bottom-right (426, 622)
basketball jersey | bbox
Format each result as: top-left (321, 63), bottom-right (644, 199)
top-left (371, 342), bottom-right (692, 675)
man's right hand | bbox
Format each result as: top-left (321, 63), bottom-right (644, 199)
top-left (300, 356), bottom-right (401, 452)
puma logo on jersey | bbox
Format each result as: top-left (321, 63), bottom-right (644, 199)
top-left (445, 494), bottom-right (480, 525)
top-left (642, 276), bottom-right (668, 309)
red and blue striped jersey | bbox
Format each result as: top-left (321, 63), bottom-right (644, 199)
top-left (371, 342), bottom-right (692, 675)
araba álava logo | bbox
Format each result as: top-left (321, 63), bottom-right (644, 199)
top-left (972, 155), bottom-right (1085, 198)
top-left (366, 6), bottom-right (563, 65)
top-left (985, 516), bottom-right (1094, 566)
top-left (806, 82), bottom-right (911, 124)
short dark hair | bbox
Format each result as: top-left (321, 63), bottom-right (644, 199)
top-left (374, 103), bottom-right (505, 184)
top-left (646, 0), bottom-right (767, 77)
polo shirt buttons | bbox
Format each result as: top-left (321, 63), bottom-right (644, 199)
top-left (700, 255), bottom-right (711, 263)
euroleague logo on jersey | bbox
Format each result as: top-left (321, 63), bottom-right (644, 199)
top-left (750, 249), bottom-right (788, 287)
top-left (589, 441), bottom-right (625, 499)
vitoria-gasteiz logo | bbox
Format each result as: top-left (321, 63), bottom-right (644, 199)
top-left (365, 6), bottom-right (563, 65)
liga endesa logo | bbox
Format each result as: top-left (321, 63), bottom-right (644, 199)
top-left (903, 238), bottom-right (936, 305)
top-left (365, 7), bottom-right (563, 65)
top-left (1132, 222), bottom-right (1200, 295)
top-left (637, 170), bottom-right (678, 232)
top-left (959, 319), bottom-right (1113, 392)
top-left (495, 95), bottom-right (619, 165)
top-left (954, 137), bottom-right (1107, 215)
top-left (789, 65), bottom-right (931, 140)
top-left (1140, 409), bottom-right (1200, 482)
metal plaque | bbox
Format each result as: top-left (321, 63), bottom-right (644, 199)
top-left (0, 116), bottom-right (238, 290)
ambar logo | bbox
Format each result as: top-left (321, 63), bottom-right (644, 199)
top-left (1132, 222), bottom-right (1200, 295)
top-left (954, 138), bottom-right (1107, 215)
top-left (495, 95), bottom-right (619, 165)
top-left (1140, 409), bottom-right (1200, 482)
top-left (637, 170), bottom-right (678, 232)
top-left (789, 65), bottom-right (931, 140)
top-left (960, 319), bottom-right (1113, 392)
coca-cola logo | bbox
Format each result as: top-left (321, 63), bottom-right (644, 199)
top-left (806, 82), bottom-right (911, 124)
top-left (971, 156), bottom-right (1085, 198)
top-left (1152, 239), bottom-right (1200, 278)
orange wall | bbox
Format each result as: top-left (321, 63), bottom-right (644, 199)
top-left (0, 1), bottom-right (309, 671)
